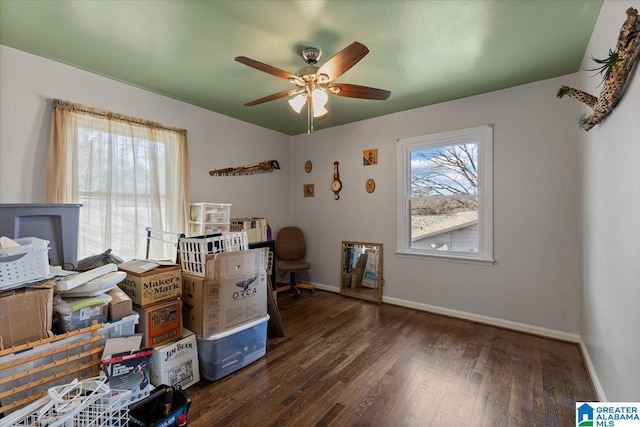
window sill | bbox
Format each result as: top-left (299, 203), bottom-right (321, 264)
top-left (396, 250), bottom-right (495, 265)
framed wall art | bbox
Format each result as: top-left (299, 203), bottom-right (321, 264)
top-left (303, 184), bottom-right (315, 197)
top-left (363, 149), bottom-right (378, 166)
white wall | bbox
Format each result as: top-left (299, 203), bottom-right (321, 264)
top-left (0, 45), bottom-right (292, 232)
top-left (578, 1), bottom-right (640, 401)
top-left (291, 75), bottom-right (582, 336)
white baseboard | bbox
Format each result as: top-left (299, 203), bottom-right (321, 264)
top-left (382, 295), bottom-right (581, 343)
top-left (310, 283), bottom-right (605, 399)
top-left (311, 283), bottom-right (580, 342)
top-left (579, 337), bottom-right (607, 401)
top-left (312, 283), bottom-right (339, 293)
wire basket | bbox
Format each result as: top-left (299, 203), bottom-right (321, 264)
top-left (1, 376), bottom-right (131, 427)
top-left (179, 232), bottom-right (248, 277)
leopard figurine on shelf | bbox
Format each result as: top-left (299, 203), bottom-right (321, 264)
top-left (557, 7), bottom-right (640, 131)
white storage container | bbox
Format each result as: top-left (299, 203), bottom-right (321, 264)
top-left (189, 203), bottom-right (231, 236)
top-left (0, 237), bottom-right (50, 290)
top-left (196, 315), bottom-right (269, 381)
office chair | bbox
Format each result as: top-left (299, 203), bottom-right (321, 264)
top-left (275, 226), bottom-right (314, 299)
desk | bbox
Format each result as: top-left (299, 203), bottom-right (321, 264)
top-left (249, 240), bottom-right (276, 289)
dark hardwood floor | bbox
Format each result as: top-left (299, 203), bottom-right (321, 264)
top-left (185, 290), bottom-right (595, 426)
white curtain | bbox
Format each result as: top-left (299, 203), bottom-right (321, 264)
top-left (46, 100), bottom-right (190, 261)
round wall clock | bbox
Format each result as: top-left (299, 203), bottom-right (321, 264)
top-left (305, 160), bottom-right (312, 173)
top-left (366, 178), bottom-right (376, 193)
top-left (331, 161), bottom-right (342, 200)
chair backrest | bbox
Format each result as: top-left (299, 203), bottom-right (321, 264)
top-left (275, 226), bottom-right (306, 261)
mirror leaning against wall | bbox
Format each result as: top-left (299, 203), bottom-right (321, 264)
top-left (340, 241), bottom-right (383, 303)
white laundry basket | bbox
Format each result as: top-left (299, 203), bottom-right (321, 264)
top-left (0, 237), bottom-right (50, 290)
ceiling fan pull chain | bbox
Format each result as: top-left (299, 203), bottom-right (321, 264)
top-left (307, 95), bottom-right (313, 134)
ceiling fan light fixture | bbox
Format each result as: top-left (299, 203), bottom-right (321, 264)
top-left (288, 94), bottom-right (306, 113)
top-left (313, 103), bottom-right (328, 118)
top-left (312, 88), bottom-right (328, 107)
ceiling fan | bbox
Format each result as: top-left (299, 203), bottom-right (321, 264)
top-left (235, 42), bottom-right (391, 134)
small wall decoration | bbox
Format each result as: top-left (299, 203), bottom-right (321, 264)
top-left (366, 178), bottom-right (376, 193)
top-left (557, 7), bottom-right (639, 131)
top-left (304, 160), bottom-right (312, 173)
top-left (331, 161), bottom-right (342, 200)
top-left (363, 149), bottom-right (378, 166)
top-left (209, 160), bottom-right (280, 176)
top-left (303, 184), bottom-right (314, 197)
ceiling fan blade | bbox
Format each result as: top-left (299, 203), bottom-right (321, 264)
top-left (244, 90), bottom-right (293, 106)
top-left (328, 83), bottom-right (391, 100)
top-left (316, 42), bottom-right (369, 81)
top-left (235, 56), bottom-right (299, 81)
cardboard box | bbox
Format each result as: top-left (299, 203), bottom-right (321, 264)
top-left (0, 286), bottom-right (53, 349)
top-left (182, 249), bottom-right (267, 338)
top-left (361, 249), bottom-right (379, 289)
top-left (107, 286), bottom-right (133, 321)
top-left (150, 328), bottom-right (200, 389)
top-left (118, 259), bottom-right (182, 308)
top-left (134, 299), bottom-right (182, 347)
top-left (101, 348), bottom-right (153, 403)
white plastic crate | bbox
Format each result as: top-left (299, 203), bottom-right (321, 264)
top-left (1, 377), bottom-right (130, 427)
top-left (179, 231), bottom-right (248, 277)
top-left (0, 237), bottom-right (51, 290)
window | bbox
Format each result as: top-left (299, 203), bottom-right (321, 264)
top-left (396, 125), bottom-right (493, 263)
top-left (46, 100), bottom-right (190, 261)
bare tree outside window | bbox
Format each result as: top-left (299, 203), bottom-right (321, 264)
top-left (409, 142), bottom-right (480, 252)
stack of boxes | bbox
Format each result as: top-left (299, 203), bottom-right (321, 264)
top-left (181, 233), bottom-right (270, 382)
top-left (117, 259), bottom-right (201, 390)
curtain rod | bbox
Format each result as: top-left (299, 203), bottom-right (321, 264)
top-left (52, 99), bottom-right (186, 134)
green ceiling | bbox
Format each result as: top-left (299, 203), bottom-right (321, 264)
top-left (1, 0), bottom-right (603, 135)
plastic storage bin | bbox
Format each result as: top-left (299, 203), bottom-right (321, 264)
top-left (53, 294), bottom-right (112, 333)
top-left (197, 314), bottom-right (269, 381)
top-left (0, 237), bottom-right (50, 290)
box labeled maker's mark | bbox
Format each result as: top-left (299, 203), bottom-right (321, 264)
top-left (118, 260), bottom-right (181, 308)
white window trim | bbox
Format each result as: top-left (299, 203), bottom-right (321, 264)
top-left (396, 124), bottom-right (494, 264)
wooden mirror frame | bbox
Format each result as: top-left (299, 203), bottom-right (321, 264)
top-left (340, 241), bottom-right (383, 303)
